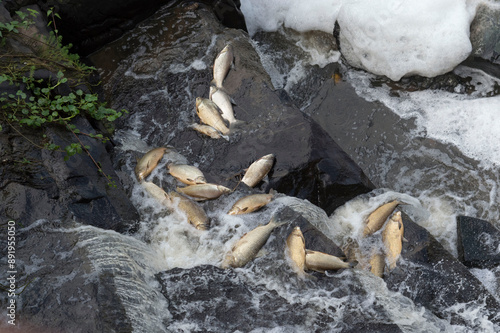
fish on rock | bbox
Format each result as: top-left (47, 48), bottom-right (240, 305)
top-left (141, 181), bottom-right (169, 206)
top-left (304, 249), bottom-right (352, 273)
top-left (241, 154), bottom-right (275, 188)
top-left (165, 191), bottom-right (210, 230)
top-left (227, 192), bottom-right (274, 215)
top-left (212, 44), bottom-right (233, 88)
top-left (135, 147), bottom-right (167, 182)
top-left (167, 163), bottom-right (207, 185)
top-left (209, 85), bottom-right (244, 126)
top-left (286, 226), bottom-right (306, 277)
top-left (369, 250), bottom-right (386, 278)
top-left (176, 183), bottom-right (231, 201)
top-left (195, 97), bottom-right (230, 135)
top-left (363, 200), bottom-right (403, 237)
top-left (189, 123), bottom-right (223, 139)
top-left (381, 211), bottom-right (405, 270)
top-left (221, 215), bottom-right (284, 268)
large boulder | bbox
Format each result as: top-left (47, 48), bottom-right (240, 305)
top-left (0, 115), bottom-right (139, 232)
top-left (0, 220), bottom-right (169, 332)
top-left (2, 0), bottom-right (246, 55)
top-left (88, 2), bottom-right (374, 216)
top-left (156, 206), bottom-right (405, 332)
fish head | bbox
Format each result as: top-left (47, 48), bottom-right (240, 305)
top-left (195, 97), bottom-right (203, 108)
top-left (209, 85), bottom-right (217, 98)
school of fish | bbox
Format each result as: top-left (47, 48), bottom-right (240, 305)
top-left (133, 43), bottom-right (407, 279)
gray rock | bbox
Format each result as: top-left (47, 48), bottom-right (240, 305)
top-left (89, 3), bottom-right (374, 217)
top-left (385, 212), bottom-right (500, 329)
top-left (0, 116), bottom-right (140, 232)
top-left (0, 220), bottom-right (169, 332)
top-left (157, 206), bottom-right (404, 332)
top-left (457, 215), bottom-right (500, 269)
top-left (470, 1), bottom-right (500, 64)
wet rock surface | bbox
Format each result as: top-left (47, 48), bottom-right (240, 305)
top-left (0, 116), bottom-right (139, 232)
top-left (3, 0), bottom-right (246, 55)
top-left (157, 206), bottom-right (403, 333)
top-left (0, 220), bottom-right (170, 332)
top-left (89, 3), bottom-right (374, 216)
top-left (457, 215), bottom-right (500, 269)
top-left (385, 213), bottom-right (500, 329)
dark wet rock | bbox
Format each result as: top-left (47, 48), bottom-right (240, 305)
top-left (157, 206), bottom-right (404, 332)
top-left (89, 2), bottom-right (374, 217)
top-left (457, 215), bottom-right (500, 269)
top-left (0, 116), bottom-right (139, 232)
top-left (470, 2), bottom-right (500, 65)
top-left (3, 0), bottom-right (247, 55)
top-left (0, 220), bottom-right (167, 332)
top-left (385, 212), bottom-right (500, 329)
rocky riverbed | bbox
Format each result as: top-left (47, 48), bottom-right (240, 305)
top-left (1, 1), bottom-right (500, 332)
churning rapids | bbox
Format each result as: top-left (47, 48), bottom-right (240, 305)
top-left (3, 1), bottom-right (500, 333)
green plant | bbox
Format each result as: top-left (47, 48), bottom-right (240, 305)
top-left (0, 5), bottom-right (126, 187)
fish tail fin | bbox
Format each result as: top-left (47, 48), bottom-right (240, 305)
top-left (229, 119), bottom-right (246, 130)
top-left (349, 260), bottom-right (359, 268)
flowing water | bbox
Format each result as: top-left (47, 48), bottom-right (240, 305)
top-left (4, 3), bottom-right (499, 332)
top-left (89, 4), bottom-right (500, 331)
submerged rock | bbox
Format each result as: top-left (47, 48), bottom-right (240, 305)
top-left (457, 215), bottom-right (500, 269)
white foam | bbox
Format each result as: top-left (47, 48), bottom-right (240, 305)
top-left (240, 0), bottom-right (341, 36)
top-left (346, 68), bottom-right (500, 168)
top-left (242, 0), bottom-right (479, 80)
top-left (337, 0), bottom-right (473, 81)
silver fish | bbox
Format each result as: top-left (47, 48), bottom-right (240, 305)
top-left (241, 154), bottom-right (275, 188)
top-left (227, 193), bottom-right (273, 215)
top-left (135, 147), bottom-right (167, 182)
top-left (222, 216), bottom-right (283, 268)
top-left (209, 85), bottom-right (243, 126)
top-left (369, 250), bottom-right (385, 278)
top-left (363, 200), bottom-right (402, 237)
top-left (141, 181), bottom-right (169, 206)
top-left (286, 226), bottom-right (306, 276)
top-left (213, 44), bottom-right (233, 88)
top-left (176, 183), bottom-right (231, 201)
top-left (168, 163), bottom-right (207, 185)
top-left (190, 123), bottom-right (223, 139)
top-left (195, 97), bottom-right (230, 135)
top-left (305, 249), bottom-right (351, 273)
top-left (165, 191), bottom-right (210, 230)
top-left (382, 211), bottom-right (405, 270)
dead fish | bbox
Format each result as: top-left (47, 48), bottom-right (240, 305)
top-left (189, 123), bottom-right (223, 139)
top-left (241, 154), bottom-right (275, 188)
top-left (369, 250), bottom-right (385, 278)
top-left (196, 97), bottom-right (230, 135)
top-left (382, 211), bottom-right (405, 270)
top-left (141, 181), bottom-right (169, 206)
top-left (286, 226), bottom-right (306, 276)
top-left (227, 192), bottom-right (274, 215)
top-left (135, 147), bottom-right (167, 182)
top-left (305, 249), bottom-right (352, 273)
top-left (209, 85), bottom-right (244, 126)
top-left (222, 215), bottom-right (284, 268)
top-left (167, 163), bottom-right (207, 185)
top-left (363, 200), bottom-right (403, 237)
top-left (165, 191), bottom-right (210, 230)
top-left (212, 44), bottom-right (233, 88)
top-left (176, 183), bottom-right (231, 201)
